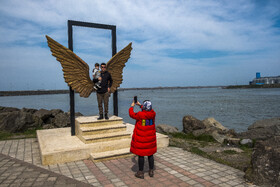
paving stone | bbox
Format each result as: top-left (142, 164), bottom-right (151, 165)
top-left (0, 139), bottom-right (254, 187)
top-left (0, 153), bottom-right (92, 187)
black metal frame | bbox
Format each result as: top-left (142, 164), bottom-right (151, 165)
top-left (68, 20), bottom-right (118, 136)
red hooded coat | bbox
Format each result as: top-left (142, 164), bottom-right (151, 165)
top-left (129, 106), bottom-right (157, 156)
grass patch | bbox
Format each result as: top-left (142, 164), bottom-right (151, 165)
top-left (170, 132), bottom-right (216, 142)
top-left (188, 146), bottom-right (233, 167)
top-left (0, 128), bottom-right (39, 141)
top-left (190, 147), bottom-right (208, 156)
top-left (223, 150), bottom-right (237, 154)
top-left (169, 135), bottom-right (252, 171)
top-left (0, 131), bottom-right (12, 141)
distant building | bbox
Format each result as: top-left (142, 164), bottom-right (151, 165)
top-left (250, 72), bottom-right (280, 85)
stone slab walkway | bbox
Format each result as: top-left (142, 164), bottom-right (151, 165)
top-left (0, 138), bottom-right (257, 186)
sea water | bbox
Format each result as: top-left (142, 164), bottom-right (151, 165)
top-left (0, 88), bottom-right (279, 132)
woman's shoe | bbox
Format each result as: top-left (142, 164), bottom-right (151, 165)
top-left (135, 171), bottom-right (144, 179)
top-left (148, 169), bottom-right (154, 177)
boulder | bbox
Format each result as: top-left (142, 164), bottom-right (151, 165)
top-left (66, 111), bottom-right (84, 117)
top-left (245, 136), bottom-right (280, 186)
top-left (238, 118), bottom-right (280, 141)
top-left (75, 112), bottom-right (84, 117)
top-left (33, 109), bottom-right (52, 122)
top-left (53, 113), bottom-right (70, 128)
top-left (156, 124), bottom-right (178, 134)
top-left (240, 139), bottom-right (253, 147)
top-left (0, 106), bottom-right (82, 132)
top-left (50, 109), bottom-right (64, 116)
top-left (0, 111), bottom-right (21, 132)
top-left (21, 107), bottom-right (38, 114)
top-left (248, 118), bottom-right (280, 130)
top-left (211, 130), bottom-right (226, 144)
top-left (42, 124), bottom-right (55, 129)
top-left (226, 129), bottom-right (237, 137)
top-left (0, 106), bottom-right (20, 113)
top-left (0, 110), bottom-right (38, 133)
top-left (203, 117), bottom-right (228, 131)
top-left (182, 115), bottom-right (206, 133)
top-left (192, 129), bottom-right (208, 136)
top-left (182, 115), bottom-right (235, 143)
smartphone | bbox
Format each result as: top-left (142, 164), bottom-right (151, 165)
top-left (134, 96), bottom-right (137, 103)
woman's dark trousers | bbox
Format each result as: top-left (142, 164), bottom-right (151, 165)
top-left (138, 155), bottom-right (154, 171)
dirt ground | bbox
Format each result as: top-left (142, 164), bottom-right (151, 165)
top-left (169, 137), bottom-right (252, 171)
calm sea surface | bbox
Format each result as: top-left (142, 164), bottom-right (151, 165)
top-left (0, 88), bottom-right (279, 132)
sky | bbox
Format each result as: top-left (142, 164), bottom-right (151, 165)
top-left (0, 0), bottom-right (279, 91)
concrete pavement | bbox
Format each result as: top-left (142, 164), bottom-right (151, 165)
top-left (0, 138), bottom-right (256, 186)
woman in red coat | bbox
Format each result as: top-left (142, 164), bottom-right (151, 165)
top-left (129, 100), bottom-right (157, 179)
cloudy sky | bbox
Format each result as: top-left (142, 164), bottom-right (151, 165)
top-left (0, 0), bottom-right (279, 91)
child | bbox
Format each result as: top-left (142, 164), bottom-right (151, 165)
top-left (92, 63), bottom-right (101, 90)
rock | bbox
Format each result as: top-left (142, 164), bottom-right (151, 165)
top-left (75, 112), bottom-right (83, 117)
top-left (182, 116), bottom-right (235, 144)
top-left (21, 107), bottom-right (38, 114)
top-left (226, 129), bottom-right (237, 137)
top-left (245, 136), bottom-right (280, 186)
top-left (0, 106), bottom-right (82, 132)
top-left (211, 131), bottom-right (226, 144)
top-left (240, 139), bottom-right (253, 147)
top-left (182, 115), bottom-right (206, 133)
top-left (192, 129), bottom-right (207, 136)
top-left (156, 124), bottom-right (178, 134)
top-left (32, 115), bottom-right (43, 128)
top-left (53, 113), bottom-right (70, 128)
top-left (42, 124), bottom-right (55, 129)
top-left (238, 118), bottom-right (280, 141)
top-left (19, 111), bottom-right (36, 130)
top-left (215, 147), bottom-right (244, 153)
top-left (50, 109), bottom-right (64, 116)
top-left (33, 109), bottom-right (52, 122)
top-left (0, 110), bottom-right (38, 133)
top-left (248, 118), bottom-right (280, 130)
top-left (240, 138), bottom-right (252, 144)
top-left (0, 111), bottom-right (21, 132)
top-left (0, 106), bottom-right (20, 113)
top-left (191, 126), bottom-right (225, 143)
top-left (66, 111), bottom-right (84, 117)
top-left (203, 117), bottom-right (228, 131)
top-left (224, 137), bottom-right (240, 146)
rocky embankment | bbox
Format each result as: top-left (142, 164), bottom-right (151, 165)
top-left (156, 116), bottom-right (280, 187)
top-left (0, 106), bottom-right (82, 132)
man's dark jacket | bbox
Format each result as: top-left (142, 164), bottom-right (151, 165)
top-left (93, 71), bottom-right (113, 94)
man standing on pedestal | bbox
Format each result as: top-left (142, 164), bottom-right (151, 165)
top-left (93, 63), bottom-right (113, 120)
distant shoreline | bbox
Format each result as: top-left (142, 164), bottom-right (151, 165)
top-left (0, 86), bottom-right (223, 96)
top-left (224, 84), bottom-right (280, 89)
top-left (1, 85), bottom-right (279, 96)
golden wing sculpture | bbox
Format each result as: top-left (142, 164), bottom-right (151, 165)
top-left (46, 35), bottom-right (132, 98)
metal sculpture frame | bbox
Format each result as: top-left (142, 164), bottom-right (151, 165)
top-left (68, 20), bottom-right (118, 136)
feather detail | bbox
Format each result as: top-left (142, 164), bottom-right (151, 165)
top-left (46, 35), bottom-right (94, 98)
top-left (106, 43), bottom-right (132, 93)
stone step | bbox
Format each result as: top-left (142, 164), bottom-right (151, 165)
top-left (90, 148), bottom-right (133, 162)
top-left (79, 123), bottom-right (127, 135)
top-left (76, 115), bottom-right (123, 128)
top-left (79, 131), bottom-right (131, 144)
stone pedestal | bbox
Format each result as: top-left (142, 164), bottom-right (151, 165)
top-left (37, 116), bottom-right (169, 165)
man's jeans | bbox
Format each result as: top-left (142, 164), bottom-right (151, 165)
top-left (96, 92), bottom-right (110, 115)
